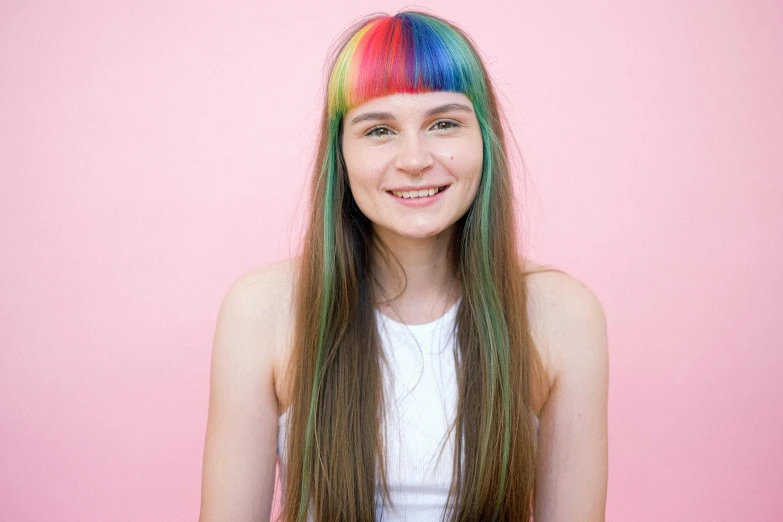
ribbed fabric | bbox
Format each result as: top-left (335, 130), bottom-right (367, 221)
top-left (373, 298), bottom-right (463, 520)
top-left (276, 299), bottom-right (539, 521)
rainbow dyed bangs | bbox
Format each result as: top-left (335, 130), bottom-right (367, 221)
top-left (327, 12), bottom-right (487, 116)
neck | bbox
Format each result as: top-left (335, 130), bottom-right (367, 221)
top-left (371, 225), bottom-right (462, 324)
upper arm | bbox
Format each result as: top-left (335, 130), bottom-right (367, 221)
top-left (199, 268), bottom-right (285, 522)
top-left (529, 272), bottom-right (609, 521)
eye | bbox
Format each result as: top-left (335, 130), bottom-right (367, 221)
top-left (431, 120), bottom-right (461, 131)
top-left (365, 126), bottom-right (394, 138)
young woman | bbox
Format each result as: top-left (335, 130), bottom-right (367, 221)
top-left (200, 11), bottom-right (608, 522)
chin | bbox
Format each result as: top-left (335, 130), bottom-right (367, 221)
top-left (372, 218), bottom-right (457, 242)
top-left (394, 224), bottom-right (451, 240)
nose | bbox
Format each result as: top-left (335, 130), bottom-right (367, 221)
top-left (394, 131), bottom-right (434, 179)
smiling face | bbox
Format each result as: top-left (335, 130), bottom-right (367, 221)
top-left (341, 91), bottom-right (484, 241)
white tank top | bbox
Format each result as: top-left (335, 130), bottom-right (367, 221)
top-left (276, 299), bottom-right (539, 520)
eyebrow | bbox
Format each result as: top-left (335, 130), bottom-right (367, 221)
top-left (350, 111), bottom-right (395, 125)
top-left (425, 103), bottom-right (474, 117)
top-left (348, 103), bottom-right (474, 125)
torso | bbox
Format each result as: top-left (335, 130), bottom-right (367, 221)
top-left (265, 257), bottom-right (559, 419)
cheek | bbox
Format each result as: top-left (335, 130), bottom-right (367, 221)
top-left (346, 162), bottom-right (380, 191)
top-left (345, 167), bottom-right (383, 217)
top-left (343, 145), bottom-right (383, 187)
top-left (442, 129), bottom-right (482, 164)
top-left (342, 149), bottom-right (368, 195)
top-left (447, 141), bottom-right (483, 180)
top-left (341, 143), bottom-right (359, 177)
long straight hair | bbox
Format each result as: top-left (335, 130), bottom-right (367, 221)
top-left (281, 11), bottom-right (547, 521)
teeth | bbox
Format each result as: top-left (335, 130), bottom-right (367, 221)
top-left (391, 187), bottom-right (444, 199)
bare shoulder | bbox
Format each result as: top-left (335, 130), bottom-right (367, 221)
top-left (223, 257), bottom-right (298, 311)
top-left (523, 261), bottom-right (607, 336)
top-left (523, 260), bottom-right (609, 410)
top-left (217, 258), bottom-right (297, 353)
top-left (523, 260), bottom-right (609, 519)
top-left (200, 258), bottom-right (299, 520)
top-left (218, 257), bottom-right (299, 411)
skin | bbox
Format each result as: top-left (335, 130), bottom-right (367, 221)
top-left (199, 92), bottom-right (609, 521)
top-left (340, 91), bottom-right (483, 322)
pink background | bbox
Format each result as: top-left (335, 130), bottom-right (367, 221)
top-left (1, 1), bottom-right (781, 520)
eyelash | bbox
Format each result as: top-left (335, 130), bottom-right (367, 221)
top-left (364, 119), bottom-right (462, 137)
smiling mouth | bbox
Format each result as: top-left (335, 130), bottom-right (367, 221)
top-left (388, 186), bottom-right (448, 199)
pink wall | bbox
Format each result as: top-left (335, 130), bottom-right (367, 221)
top-left (1, 1), bottom-right (781, 520)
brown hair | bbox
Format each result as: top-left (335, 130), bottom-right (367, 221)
top-left (280, 11), bottom-right (549, 521)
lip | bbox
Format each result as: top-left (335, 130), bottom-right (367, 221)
top-left (387, 183), bottom-right (445, 192)
top-left (386, 184), bottom-right (450, 207)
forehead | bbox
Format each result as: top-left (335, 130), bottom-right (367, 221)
top-left (344, 91), bottom-right (475, 121)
